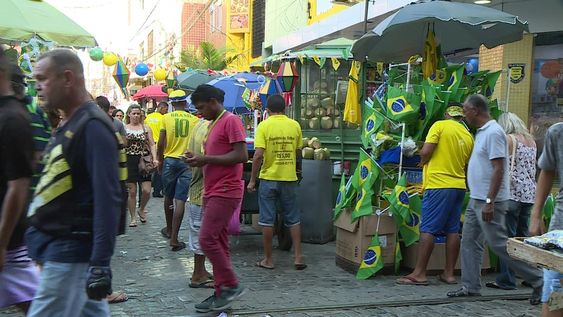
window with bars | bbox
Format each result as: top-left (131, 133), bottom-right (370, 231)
top-left (251, 0), bottom-right (265, 58)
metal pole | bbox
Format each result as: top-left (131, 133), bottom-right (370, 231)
top-left (505, 69), bottom-right (511, 112)
top-left (363, 0), bottom-right (370, 34)
top-left (406, 63), bottom-right (411, 92)
top-left (398, 123), bottom-right (405, 178)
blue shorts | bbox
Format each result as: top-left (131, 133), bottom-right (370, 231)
top-left (162, 157), bottom-right (191, 201)
top-left (419, 188), bottom-right (465, 235)
top-left (258, 180), bottom-right (300, 227)
top-left (542, 269), bottom-right (562, 303)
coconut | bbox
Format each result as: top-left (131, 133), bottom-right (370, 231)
top-left (305, 109), bottom-right (314, 119)
top-left (314, 148), bottom-right (329, 160)
top-left (302, 147), bottom-right (314, 159)
top-left (333, 117), bottom-right (341, 129)
top-left (309, 118), bottom-right (320, 130)
top-left (321, 116), bottom-right (333, 129)
top-left (321, 97), bottom-right (334, 109)
top-left (314, 108), bottom-right (326, 117)
top-left (302, 137), bottom-right (310, 147)
top-left (308, 137), bottom-right (321, 149)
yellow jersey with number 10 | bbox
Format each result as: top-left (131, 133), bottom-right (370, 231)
top-left (161, 110), bottom-right (200, 158)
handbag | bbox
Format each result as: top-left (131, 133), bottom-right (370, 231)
top-left (138, 125), bottom-right (155, 176)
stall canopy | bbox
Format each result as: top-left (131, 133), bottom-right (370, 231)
top-left (0, 0), bottom-right (97, 47)
top-left (132, 85), bottom-right (168, 101)
top-left (251, 38), bottom-right (354, 66)
top-left (351, 1), bottom-right (529, 62)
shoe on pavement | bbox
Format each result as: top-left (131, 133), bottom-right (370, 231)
top-left (195, 294), bottom-right (216, 313)
top-left (530, 286), bottom-right (542, 305)
top-left (447, 286), bottom-right (481, 297)
top-left (211, 284), bottom-right (247, 311)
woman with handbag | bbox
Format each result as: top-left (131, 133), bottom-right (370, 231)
top-left (486, 112), bottom-right (537, 290)
top-left (124, 104), bottom-right (158, 227)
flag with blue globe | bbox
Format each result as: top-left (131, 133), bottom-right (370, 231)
top-left (356, 235), bottom-right (384, 279)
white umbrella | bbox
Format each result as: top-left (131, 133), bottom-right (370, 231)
top-left (351, 0), bottom-right (529, 62)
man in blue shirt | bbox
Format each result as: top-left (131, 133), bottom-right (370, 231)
top-left (26, 49), bottom-right (121, 317)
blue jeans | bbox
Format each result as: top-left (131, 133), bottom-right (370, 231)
top-left (495, 200), bottom-right (532, 289)
top-left (152, 170), bottom-right (163, 195)
top-left (258, 180), bottom-right (300, 227)
top-left (27, 261), bottom-right (110, 317)
top-left (162, 157), bottom-right (191, 201)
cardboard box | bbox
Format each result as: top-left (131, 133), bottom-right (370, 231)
top-left (334, 207), bottom-right (397, 267)
top-left (402, 239), bottom-right (491, 271)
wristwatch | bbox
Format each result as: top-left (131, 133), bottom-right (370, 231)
top-left (485, 198), bottom-right (493, 204)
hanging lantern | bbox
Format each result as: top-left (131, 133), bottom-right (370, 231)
top-left (259, 78), bottom-right (283, 107)
top-left (276, 61), bottom-right (299, 92)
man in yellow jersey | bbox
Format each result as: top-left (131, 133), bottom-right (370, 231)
top-left (157, 90), bottom-right (199, 251)
top-left (397, 104), bottom-right (473, 286)
top-left (146, 102), bottom-right (167, 198)
top-left (247, 95), bottom-right (306, 270)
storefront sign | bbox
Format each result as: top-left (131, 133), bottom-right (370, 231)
top-left (508, 63), bottom-right (525, 84)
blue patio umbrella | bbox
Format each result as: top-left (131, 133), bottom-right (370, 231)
top-left (187, 72), bottom-right (266, 114)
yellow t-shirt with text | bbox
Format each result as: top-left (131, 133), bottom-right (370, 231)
top-left (144, 112), bottom-right (163, 143)
top-left (161, 110), bottom-right (200, 158)
top-left (255, 115), bottom-right (302, 181)
top-left (423, 119), bottom-right (474, 190)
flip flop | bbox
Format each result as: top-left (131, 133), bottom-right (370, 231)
top-left (137, 210), bottom-right (147, 223)
top-left (255, 260), bottom-right (274, 270)
top-left (170, 242), bottom-right (186, 252)
top-left (396, 276), bottom-right (429, 286)
top-left (107, 291), bottom-right (128, 304)
top-left (294, 263), bottom-right (307, 270)
top-left (129, 222), bottom-right (137, 227)
top-left (189, 279), bottom-right (214, 289)
top-left (437, 274), bottom-right (458, 285)
top-left (160, 227), bottom-right (170, 239)
top-left (485, 282), bottom-right (516, 290)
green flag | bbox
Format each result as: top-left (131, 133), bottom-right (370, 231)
top-left (361, 102), bottom-right (384, 148)
top-left (445, 65), bottom-right (464, 95)
top-left (397, 194), bottom-right (422, 247)
top-left (351, 150), bottom-right (379, 220)
top-left (481, 70), bottom-right (501, 98)
top-left (333, 173), bottom-right (347, 220)
top-left (384, 174), bottom-right (410, 221)
top-left (394, 236), bottom-right (402, 274)
top-left (386, 86), bottom-right (421, 123)
top-left (242, 87), bottom-right (251, 109)
top-left (356, 234), bottom-right (385, 279)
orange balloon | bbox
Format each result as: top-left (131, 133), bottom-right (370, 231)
top-left (540, 60), bottom-right (560, 79)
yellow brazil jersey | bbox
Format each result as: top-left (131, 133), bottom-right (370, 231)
top-left (161, 110), bottom-right (200, 158)
top-left (255, 115), bottom-right (303, 181)
top-left (423, 119), bottom-right (474, 190)
top-left (144, 112), bottom-right (163, 143)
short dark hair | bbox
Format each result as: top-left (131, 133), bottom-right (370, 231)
top-left (38, 49), bottom-right (84, 77)
top-left (266, 94), bottom-right (285, 113)
top-left (191, 84), bottom-right (225, 104)
top-left (96, 95), bottom-right (111, 111)
top-left (465, 94), bottom-right (489, 113)
top-left (158, 101), bottom-right (168, 108)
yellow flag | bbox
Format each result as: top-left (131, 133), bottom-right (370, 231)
top-left (331, 57), bottom-right (341, 71)
top-left (297, 54), bottom-right (305, 64)
top-left (422, 30), bottom-right (438, 79)
top-left (313, 56), bottom-right (326, 68)
top-left (343, 61), bottom-right (362, 125)
top-left (376, 62), bottom-right (383, 76)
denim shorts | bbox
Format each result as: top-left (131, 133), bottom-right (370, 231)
top-left (162, 157), bottom-right (191, 201)
top-left (258, 179), bottom-right (300, 227)
top-left (419, 188), bottom-right (465, 235)
top-left (542, 269), bottom-right (562, 303)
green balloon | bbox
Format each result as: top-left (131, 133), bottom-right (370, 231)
top-left (89, 47), bottom-right (104, 61)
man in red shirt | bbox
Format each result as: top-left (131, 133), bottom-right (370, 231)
top-left (186, 84), bottom-right (248, 313)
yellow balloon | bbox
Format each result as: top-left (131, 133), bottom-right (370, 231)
top-left (154, 68), bottom-right (167, 81)
top-left (103, 52), bottom-right (118, 66)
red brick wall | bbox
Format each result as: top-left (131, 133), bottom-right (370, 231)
top-left (181, 2), bottom-right (209, 50)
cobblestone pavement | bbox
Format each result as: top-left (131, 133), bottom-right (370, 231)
top-left (1, 197), bottom-right (541, 317)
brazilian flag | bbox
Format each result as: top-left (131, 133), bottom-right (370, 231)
top-left (333, 173), bottom-right (347, 220)
top-left (361, 103), bottom-right (384, 148)
top-left (397, 210), bottom-right (420, 247)
top-left (351, 149), bottom-right (377, 190)
top-left (374, 83), bottom-right (387, 113)
top-left (385, 173), bottom-right (410, 221)
top-left (352, 187), bottom-right (373, 220)
top-left (481, 70), bottom-right (501, 98)
top-left (394, 236), bottom-right (402, 274)
top-left (445, 65), bottom-right (464, 94)
top-left (386, 86), bottom-right (421, 123)
top-left (356, 235), bottom-right (384, 279)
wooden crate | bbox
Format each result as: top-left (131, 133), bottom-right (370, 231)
top-left (507, 237), bottom-right (563, 272)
